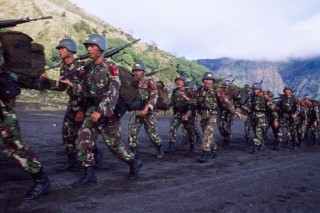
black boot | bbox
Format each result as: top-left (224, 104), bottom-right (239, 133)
top-left (164, 143), bottom-right (175, 154)
top-left (250, 145), bottom-right (261, 155)
top-left (94, 147), bottom-right (104, 168)
top-left (198, 151), bottom-right (211, 163)
top-left (210, 150), bottom-right (217, 159)
top-left (56, 154), bottom-right (80, 171)
top-left (156, 145), bottom-right (164, 159)
top-left (128, 158), bottom-right (143, 180)
top-left (181, 136), bottom-right (189, 144)
top-left (23, 168), bottom-right (50, 200)
top-left (273, 141), bottom-right (281, 150)
top-left (222, 138), bottom-right (230, 148)
top-left (72, 166), bottom-right (97, 187)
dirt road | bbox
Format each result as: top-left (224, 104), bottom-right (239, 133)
top-left (1, 109), bottom-right (319, 213)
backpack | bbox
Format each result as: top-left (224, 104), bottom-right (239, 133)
top-left (0, 69), bottom-right (21, 100)
top-left (0, 31), bottom-right (52, 90)
top-left (155, 80), bottom-right (169, 110)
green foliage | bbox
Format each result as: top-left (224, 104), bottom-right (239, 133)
top-left (121, 54), bottom-right (135, 66)
top-left (72, 21), bottom-right (92, 34)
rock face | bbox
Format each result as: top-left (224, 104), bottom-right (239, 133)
top-left (197, 57), bottom-right (320, 98)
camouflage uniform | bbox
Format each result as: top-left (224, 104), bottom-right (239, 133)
top-left (0, 45), bottom-right (50, 200)
top-left (242, 88), bottom-right (253, 144)
top-left (300, 97), bottom-right (319, 145)
top-left (166, 81), bottom-right (195, 154)
top-left (128, 74), bottom-right (163, 158)
top-left (73, 59), bottom-right (135, 167)
top-left (193, 72), bottom-right (238, 163)
top-left (50, 61), bottom-right (86, 168)
top-left (242, 83), bottom-right (278, 154)
top-left (217, 82), bottom-right (242, 147)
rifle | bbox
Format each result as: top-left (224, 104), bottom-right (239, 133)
top-left (145, 67), bottom-right (169, 77)
top-left (61, 39), bottom-right (141, 79)
top-left (0, 16), bottom-right (53, 28)
top-left (214, 74), bottom-right (233, 83)
top-left (260, 76), bottom-right (265, 83)
top-left (231, 76), bottom-right (238, 82)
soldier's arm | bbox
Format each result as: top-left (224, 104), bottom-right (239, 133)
top-left (146, 78), bottom-right (158, 110)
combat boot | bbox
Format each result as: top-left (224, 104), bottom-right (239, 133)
top-left (23, 168), bottom-right (50, 200)
top-left (210, 150), bottom-right (217, 159)
top-left (93, 147), bottom-right (104, 169)
top-left (222, 138), bottom-right (230, 148)
top-left (198, 151), bottom-right (211, 163)
top-left (164, 142), bottom-right (175, 154)
top-left (72, 166), bottom-right (97, 187)
top-left (56, 154), bottom-right (80, 171)
top-left (156, 145), bottom-right (164, 159)
top-left (181, 136), bottom-right (189, 144)
top-left (249, 145), bottom-right (261, 155)
top-left (273, 141), bottom-right (281, 150)
top-left (128, 158), bottom-right (143, 180)
top-left (195, 133), bottom-right (202, 144)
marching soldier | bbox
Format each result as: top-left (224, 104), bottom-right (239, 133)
top-left (128, 61), bottom-right (164, 159)
top-left (241, 82), bottom-right (278, 154)
top-left (165, 75), bottom-right (195, 155)
top-left (0, 42), bottom-right (50, 200)
top-left (193, 72), bottom-right (245, 163)
top-left (60, 34), bottom-right (142, 187)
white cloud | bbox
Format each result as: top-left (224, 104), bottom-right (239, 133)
top-left (70, 0), bottom-right (320, 61)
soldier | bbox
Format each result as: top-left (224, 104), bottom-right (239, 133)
top-left (165, 75), bottom-right (195, 155)
top-left (193, 72), bottom-right (245, 163)
top-left (217, 79), bottom-right (242, 147)
top-left (50, 39), bottom-right (104, 171)
top-left (241, 83), bottom-right (278, 154)
top-left (242, 84), bottom-right (253, 145)
top-left (0, 42), bottom-right (50, 200)
top-left (275, 86), bottom-right (306, 150)
top-left (300, 95), bottom-right (319, 145)
top-left (128, 61), bottom-right (164, 159)
top-left (60, 34), bottom-right (142, 187)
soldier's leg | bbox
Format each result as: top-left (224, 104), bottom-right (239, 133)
top-left (143, 114), bottom-right (164, 159)
top-left (250, 116), bottom-right (265, 154)
top-left (166, 114), bottom-right (181, 153)
top-left (128, 114), bottom-right (143, 155)
top-left (100, 115), bottom-right (142, 180)
top-left (244, 116), bottom-right (251, 145)
top-left (0, 101), bottom-right (49, 199)
top-left (182, 120), bottom-right (195, 155)
top-left (198, 117), bottom-right (217, 163)
top-left (181, 125), bottom-right (189, 144)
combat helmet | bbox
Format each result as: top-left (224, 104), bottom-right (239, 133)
top-left (202, 71), bottom-right (215, 81)
top-left (83, 34), bottom-right (107, 51)
top-left (283, 86), bottom-right (293, 93)
top-left (251, 82), bottom-right (262, 90)
top-left (55, 38), bottom-right (78, 53)
top-left (132, 61), bottom-right (146, 72)
top-left (175, 75), bottom-right (187, 84)
top-left (223, 79), bottom-right (233, 87)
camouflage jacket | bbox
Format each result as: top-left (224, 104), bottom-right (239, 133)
top-left (300, 99), bottom-right (319, 122)
top-left (169, 86), bottom-right (193, 114)
top-left (73, 59), bottom-right (120, 117)
top-left (278, 95), bottom-right (302, 117)
top-left (221, 88), bottom-right (242, 110)
top-left (50, 61), bottom-right (84, 111)
top-left (193, 84), bottom-right (236, 119)
top-left (136, 76), bottom-right (158, 111)
top-left (244, 91), bottom-right (278, 120)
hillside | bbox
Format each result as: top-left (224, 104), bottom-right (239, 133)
top-left (0, 0), bottom-right (209, 104)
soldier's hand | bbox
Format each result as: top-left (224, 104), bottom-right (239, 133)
top-left (182, 114), bottom-right (189, 121)
top-left (235, 112), bottom-right (246, 120)
top-left (139, 106), bottom-right (149, 117)
top-left (273, 119), bottom-right (279, 129)
top-left (75, 110), bottom-right (85, 122)
top-left (313, 121), bottom-right (318, 127)
top-left (59, 78), bottom-right (73, 87)
top-left (291, 113), bottom-right (297, 119)
top-left (90, 111), bottom-right (101, 122)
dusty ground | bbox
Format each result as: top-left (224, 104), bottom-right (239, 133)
top-left (1, 105), bottom-right (320, 213)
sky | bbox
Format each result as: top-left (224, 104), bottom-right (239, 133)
top-left (69, 0), bottom-right (320, 61)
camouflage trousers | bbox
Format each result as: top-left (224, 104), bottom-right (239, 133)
top-left (77, 114), bottom-right (134, 167)
top-left (200, 116), bottom-right (217, 152)
top-left (182, 115), bottom-right (200, 138)
top-left (128, 112), bottom-right (162, 148)
top-left (251, 112), bottom-right (267, 146)
top-left (0, 99), bottom-right (41, 175)
top-left (62, 108), bottom-right (82, 156)
top-left (217, 110), bottom-right (233, 141)
top-left (244, 114), bottom-right (252, 140)
top-left (168, 112), bottom-right (194, 144)
top-left (278, 115), bottom-right (303, 145)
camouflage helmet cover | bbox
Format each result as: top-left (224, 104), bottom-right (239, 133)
top-left (283, 85), bottom-right (293, 93)
top-left (251, 82), bottom-right (262, 90)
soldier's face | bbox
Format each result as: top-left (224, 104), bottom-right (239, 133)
top-left (86, 44), bottom-right (101, 58)
top-left (58, 47), bottom-right (72, 60)
top-left (284, 89), bottom-right (292, 97)
top-left (175, 79), bottom-right (184, 87)
top-left (203, 79), bottom-right (213, 89)
top-left (253, 88), bottom-right (260, 95)
top-left (133, 70), bottom-right (144, 79)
